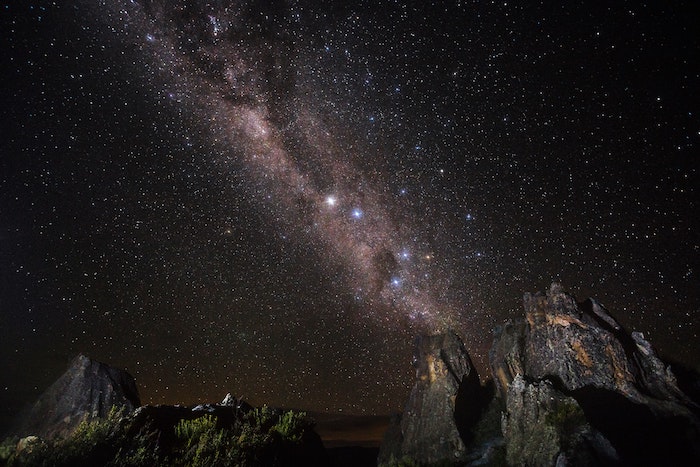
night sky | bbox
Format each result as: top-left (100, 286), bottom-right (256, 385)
top-left (1, 0), bottom-right (698, 426)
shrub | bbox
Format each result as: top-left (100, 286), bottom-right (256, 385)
top-left (271, 410), bottom-right (311, 443)
top-left (6, 406), bottom-right (126, 467)
top-left (110, 430), bottom-right (163, 467)
top-left (545, 401), bottom-right (586, 433)
top-left (175, 415), bottom-right (217, 446)
top-left (248, 405), bottom-right (277, 432)
top-left (3, 404), bottom-right (315, 466)
top-left (0, 438), bottom-right (18, 462)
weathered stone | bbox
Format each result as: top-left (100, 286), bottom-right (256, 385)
top-left (630, 331), bottom-right (692, 405)
top-left (15, 436), bottom-right (42, 454)
top-left (379, 330), bottom-right (480, 465)
top-left (383, 284), bottom-right (699, 466)
top-left (490, 284), bottom-right (700, 465)
top-left (502, 375), bottom-right (617, 466)
top-left (489, 320), bottom-right (526, 400)
top-left (376, 413), bottom-right (403, 466)
top-left (220, 393), bottom-right (236, 406)
top-left (12, 354), bottom-right (140, 440)
top-left (491, 284), bottom-right (693, 404)
top-left (521, 284), bottom-right (639, 397)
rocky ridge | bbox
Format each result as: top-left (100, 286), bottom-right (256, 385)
top-left (9, 354), bottom-right (140, 440)
top-left (490, 284), bottom-right (699, 465)
top-left (381, 284), bottom-right (700, 466)
top-left (4, 284), bottom-right (699, 466)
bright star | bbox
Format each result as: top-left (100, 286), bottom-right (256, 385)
top-left (351, 208), bottom-right (363, 219)
top-left (325, 195), bottom-right (337, 207)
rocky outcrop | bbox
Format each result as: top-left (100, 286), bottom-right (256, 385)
top-left (502, 375), bottom-right (618, 466)
top-left (491, 284), bottom-right (694, 406)
top-left (490, 284), bottom-right (700, 465)
top-left (377, 413), bottom-right (403, 465)
top-left (378, 330), bottom-right (481, 465)
top-left (11, 354), bottom-right (140, 439)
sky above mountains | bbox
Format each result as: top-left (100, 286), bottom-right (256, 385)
top-left (1, 0), bottom-right (698, 422)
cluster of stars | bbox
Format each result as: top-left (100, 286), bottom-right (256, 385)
top-left (0, 0), bottom-right (697, 426)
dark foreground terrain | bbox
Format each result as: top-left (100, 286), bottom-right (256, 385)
top-left (3, 285), bottom-right (699, 466)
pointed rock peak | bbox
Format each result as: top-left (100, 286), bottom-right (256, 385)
top-left (548, 282), bottom-right (565, 296)
top-left (379, 330), bottom-right (481, 465)
top-left (10, 355), bottom-right (140, 440)
top-left (490, 285), bottom-right (700, 464)
top-left (579, 297), bottom-right (621, 331)
top-left (220, 393), bottom-right (235, 406)
top-left (412, 330), bottom-right (475, 382)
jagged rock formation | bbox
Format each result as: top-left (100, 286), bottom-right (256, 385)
top-left (382, 285), bottom-right (700, 466)
top-left (492, 284), bottom-right (692, 404)
top-left (490, 284), bottom-right (700, 465)
top-left (502, 374), bottom-right (618, 465)
top-left (378, 330), bottom-right (481, 465)
top-left (11, 354), bottom-right (140, 439)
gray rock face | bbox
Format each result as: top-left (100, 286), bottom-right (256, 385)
top-left (376, 413), bottom-right (403, 465)
top-left (502, 375), bottom-right (563, 466)
top-left (490, 284), bottom-right (700, 465)
top-left (12, 354), bottom-right (140, 439)
top-left (491, 284), bottom-right (694, 404)
top-left (502, 375), bottom-right (618, 466)
top-left (519, 284), bottom-right (639, 397)
top-left (378, 330), bottom-right (480, 465)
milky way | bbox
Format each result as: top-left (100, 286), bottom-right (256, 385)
top-left (109, 0), bottom-right (465, 329)
top-left (1, 0), bottom-right (698, 420)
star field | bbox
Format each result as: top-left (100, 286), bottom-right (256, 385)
top-left (1, 0), bottom-right (698, 425)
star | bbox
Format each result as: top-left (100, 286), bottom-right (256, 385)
top-left (4, 0), bottom-right (696, 425)
top-left (325, 195), bottom-right (337, 207)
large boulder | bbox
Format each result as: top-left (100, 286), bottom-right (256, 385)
top-left (11, 354), bottom-right (140, 439)
top-left (378, 330), bottom-right (480, 465)
top-left (490, 284), bottom-right (700, 465)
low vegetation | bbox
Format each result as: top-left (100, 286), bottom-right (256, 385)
top-left (1, 405), bottom-right (315, 467)
top-left (545, 400), bottom-right (586, 434)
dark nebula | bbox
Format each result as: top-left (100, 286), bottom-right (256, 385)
top-left (1, 0), bottom-right (698, 429)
